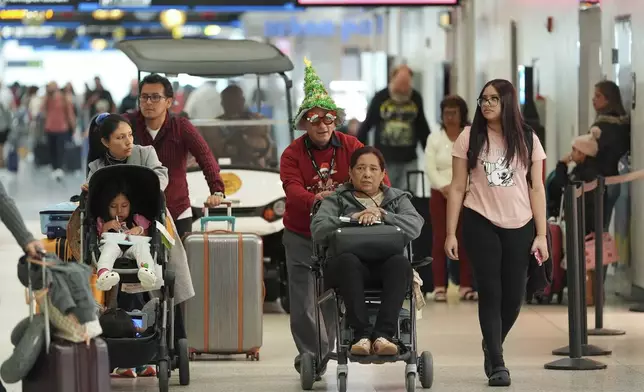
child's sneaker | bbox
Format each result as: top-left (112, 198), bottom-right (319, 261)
top-left (137, 268), bottom-right (156, 290)
top-left (113, 368), bottom-right (136, 378)
top-left (96, 271), bottom-right (120, 291)
top-left (136, 365), bottom-right (157, 377)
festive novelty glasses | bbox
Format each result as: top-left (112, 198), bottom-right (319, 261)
top-left (306, 112), bottom-right (337, 125)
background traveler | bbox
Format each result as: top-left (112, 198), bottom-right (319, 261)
top-left (589, 80), bottom-right (630, 228)
top-left (356, 64), bottom-right (431, 190)
top-left (40, 81), bottom-right (76, 181)
top-left (445, 79), bottom-right (548, 387)
top-left (425, 95), bottom-right (476, 302)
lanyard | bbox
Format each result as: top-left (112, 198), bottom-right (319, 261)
top-left (306, 144), bottom-right (336, 181)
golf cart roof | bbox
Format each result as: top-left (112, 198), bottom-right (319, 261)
top-left (116, 38), bottom-right (294, 77)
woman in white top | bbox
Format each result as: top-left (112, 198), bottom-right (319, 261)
top-left (424, 95), bottom-right (476, 302)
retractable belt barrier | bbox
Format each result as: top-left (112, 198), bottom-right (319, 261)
top-left (545, 167), bottom-right (644, 371)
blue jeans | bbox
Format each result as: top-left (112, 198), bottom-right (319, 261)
top-left (603, 184), bottom-right (621, 230)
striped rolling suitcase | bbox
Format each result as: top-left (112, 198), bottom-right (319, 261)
top-left (42, 238), bottom-right (74, 261)
top-left (183, 204), bottom-right (263, 360)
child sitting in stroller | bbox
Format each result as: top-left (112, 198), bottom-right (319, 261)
top-left (95, 181), bottom-right (157, 291)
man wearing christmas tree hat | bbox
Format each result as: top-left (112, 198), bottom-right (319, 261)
top-left (280, 58), bottom-right (380, 374)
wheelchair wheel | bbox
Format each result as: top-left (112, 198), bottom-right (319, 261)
top-left (405, 372), bottom-right (416, 392)
top-left (177, 338), bottom-right (190, 386)
top-left (158, 360), bottom-right (169, 392)
top-left (300, 353), bottom-right (315, 390)
top-left (419, 351), bottom-right (434, 389)
top-left (337, 373), bottom-right (347, 392)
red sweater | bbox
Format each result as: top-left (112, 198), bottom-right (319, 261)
top-left (126, 111), bottom-right (225, 219)
top-left (281, 132), bottom-right (391, 237)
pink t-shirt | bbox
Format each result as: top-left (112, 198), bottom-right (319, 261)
top-left (452, 127), bottom-right (546, 229)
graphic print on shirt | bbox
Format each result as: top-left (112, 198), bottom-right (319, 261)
top-left (482, 156), bottom-right (515, 187)
top-left (307, 162), bottom-right (339, 194)
top-left (379, 99), bottom-right (419, 147)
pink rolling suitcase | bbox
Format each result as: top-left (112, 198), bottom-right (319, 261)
top-left (183, 203), bottom-right (264, 360)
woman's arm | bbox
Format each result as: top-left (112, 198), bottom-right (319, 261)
top-left (424, 134), bottom-right (450, 190)
top-left (142, 146), bottom-right (169, 191)
top-left (530, 159), bottom-right (548, 237)
top-left (0, 181), bottom-right (36, 249)
top-left (381, 197), bottom-right (424, 244)
top-left (446, 157), bottom-right (468, 236)
top-left (310, 195), bottom-right (343, 247)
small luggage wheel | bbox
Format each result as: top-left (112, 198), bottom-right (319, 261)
top-left (418, 351), bottom-right (434, 389)
top-left (158, 360), bottom-right (169, 392)
top-left (245, 351), bottom-right (260, 361)
top-left (405, 371), bottom-right (417, 392)
top-left (337, 373), bottom-right (347, 392)
top-left (177, 338), bottom-right (190, 385)
top-left (299, 353), bottom-right (316, 390)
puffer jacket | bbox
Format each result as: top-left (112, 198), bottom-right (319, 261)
top-left (590, 113), bottom-right (630, 177)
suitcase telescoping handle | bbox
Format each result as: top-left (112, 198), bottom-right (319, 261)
top-left (406, 170), bottom-right (428, 198)
top-left (27, 252), bottom-right (52, 354)
top-left (201, 199), bottom-right (236, 232)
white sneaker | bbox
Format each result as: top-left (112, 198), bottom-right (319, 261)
top-left (96, 271), bottom-right (120, 291)
top-left (137, 268), bottom-right (157, 290)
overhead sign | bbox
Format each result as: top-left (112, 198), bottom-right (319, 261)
top-left (0, 0), bottom-right (77, 7)
top-left (298, 0), bottom-right (459, 5)
top-left (264, 15), bottom-right (384, 42)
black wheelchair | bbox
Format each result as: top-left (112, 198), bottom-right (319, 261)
top-left (300, 217), bottom-right (434, 391)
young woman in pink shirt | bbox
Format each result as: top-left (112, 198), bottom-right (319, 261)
top-left (445, 79), bottom-right (549, 387)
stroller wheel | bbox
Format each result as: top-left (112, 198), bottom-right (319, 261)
top-left (337, 373), bottom-right (347, 392)
top-left (405, 372), bottom-right (416, 392)
top-left (418, 351), bottom-right (434, 389)
top-left (177, 338), bottom-right (190, 386)
top-left (158, 360), bottom-right (169, 392)
top-left (299, 353), bottom-right (315, 390)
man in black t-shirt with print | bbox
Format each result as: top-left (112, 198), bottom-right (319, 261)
top-left (357, 64), bottom-right (431, 190)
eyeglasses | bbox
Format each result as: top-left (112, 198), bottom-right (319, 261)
top-left (95, 112), bottom-right (109, 125)
top-left (477, 97), bottom-right (500, 108)
top-left (139, 94), bottom-right (167, 103)
top-left (306, 112), bottom-right (337, 125)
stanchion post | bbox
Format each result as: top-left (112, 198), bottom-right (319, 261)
top-left (552, 183), bottom-right (611, 357)
top-left (589, 176), bottom-right (625, 335)
top-left (545, 184), bottom-right (606, 370)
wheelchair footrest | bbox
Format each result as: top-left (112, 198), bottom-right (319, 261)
top-left (347, 351), bottom-right (411, 364)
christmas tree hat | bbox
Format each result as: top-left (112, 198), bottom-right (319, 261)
top-left (293, 57), bottom-right (345, 130)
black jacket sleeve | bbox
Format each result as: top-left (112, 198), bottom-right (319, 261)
top-left (412, 91), bottom-right (431, 149)
top-left (356, 89), bottom-right (385, 144)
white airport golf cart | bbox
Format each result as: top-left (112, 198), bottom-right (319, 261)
top-left (116, 38), bottom-right (296, 312)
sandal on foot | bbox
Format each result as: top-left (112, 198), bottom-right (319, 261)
top-left (433, 289), bottom-right (447, 302)
top-left (488, 366), bottom-right (511, 387)
top-left (460, 289), bottom-right (479, 301)
top-left (482, 340), bottom-right (492, 377)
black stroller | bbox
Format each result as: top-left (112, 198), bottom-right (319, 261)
top-left (302, 202), bottom-right (434, 392)
top-left (78, 165), bottom-right (189, 392)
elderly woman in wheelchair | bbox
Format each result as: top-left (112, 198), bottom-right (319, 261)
top-left (310, 146), bottom-right (424, 357)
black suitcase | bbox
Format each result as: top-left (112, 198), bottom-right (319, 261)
top-left (406, 170), bottom-right (434, 293)
top-left (63, 142), bottom-right (82, 172)
top-left (33, 142), bottom-right (50, 167)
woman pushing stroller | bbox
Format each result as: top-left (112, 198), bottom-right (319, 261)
top-left (83, 113), bottom-right (168, 292)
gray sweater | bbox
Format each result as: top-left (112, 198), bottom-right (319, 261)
top-left (310, 183), bottom-right (424, 247)
top-left (0, 181), bottom-right (35, 249)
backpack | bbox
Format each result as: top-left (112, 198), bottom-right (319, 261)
top-left (467, 125), bottom-right (535, 186)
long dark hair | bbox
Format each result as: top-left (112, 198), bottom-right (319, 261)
top-left (86, 113), bottom-right (132, 175)
top-left (468, 79), bottom-right (531, 171)
top-left (595, 80), bottom-right (626, 116)
top-left (98, 180), bottom-right (136, 229)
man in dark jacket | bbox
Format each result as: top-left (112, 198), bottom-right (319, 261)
top-left (357, 65), bottom-right (431, 190)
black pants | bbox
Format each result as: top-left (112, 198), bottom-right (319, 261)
top-left (325, 253), bottom-right (412, 340)
top-left (462, 208), bottom-right (534, 367)
top-left (46, 132), bottom-right (66, 170)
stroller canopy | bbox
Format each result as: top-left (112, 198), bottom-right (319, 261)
top-left (87, 165), bottom-right (164, 223)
